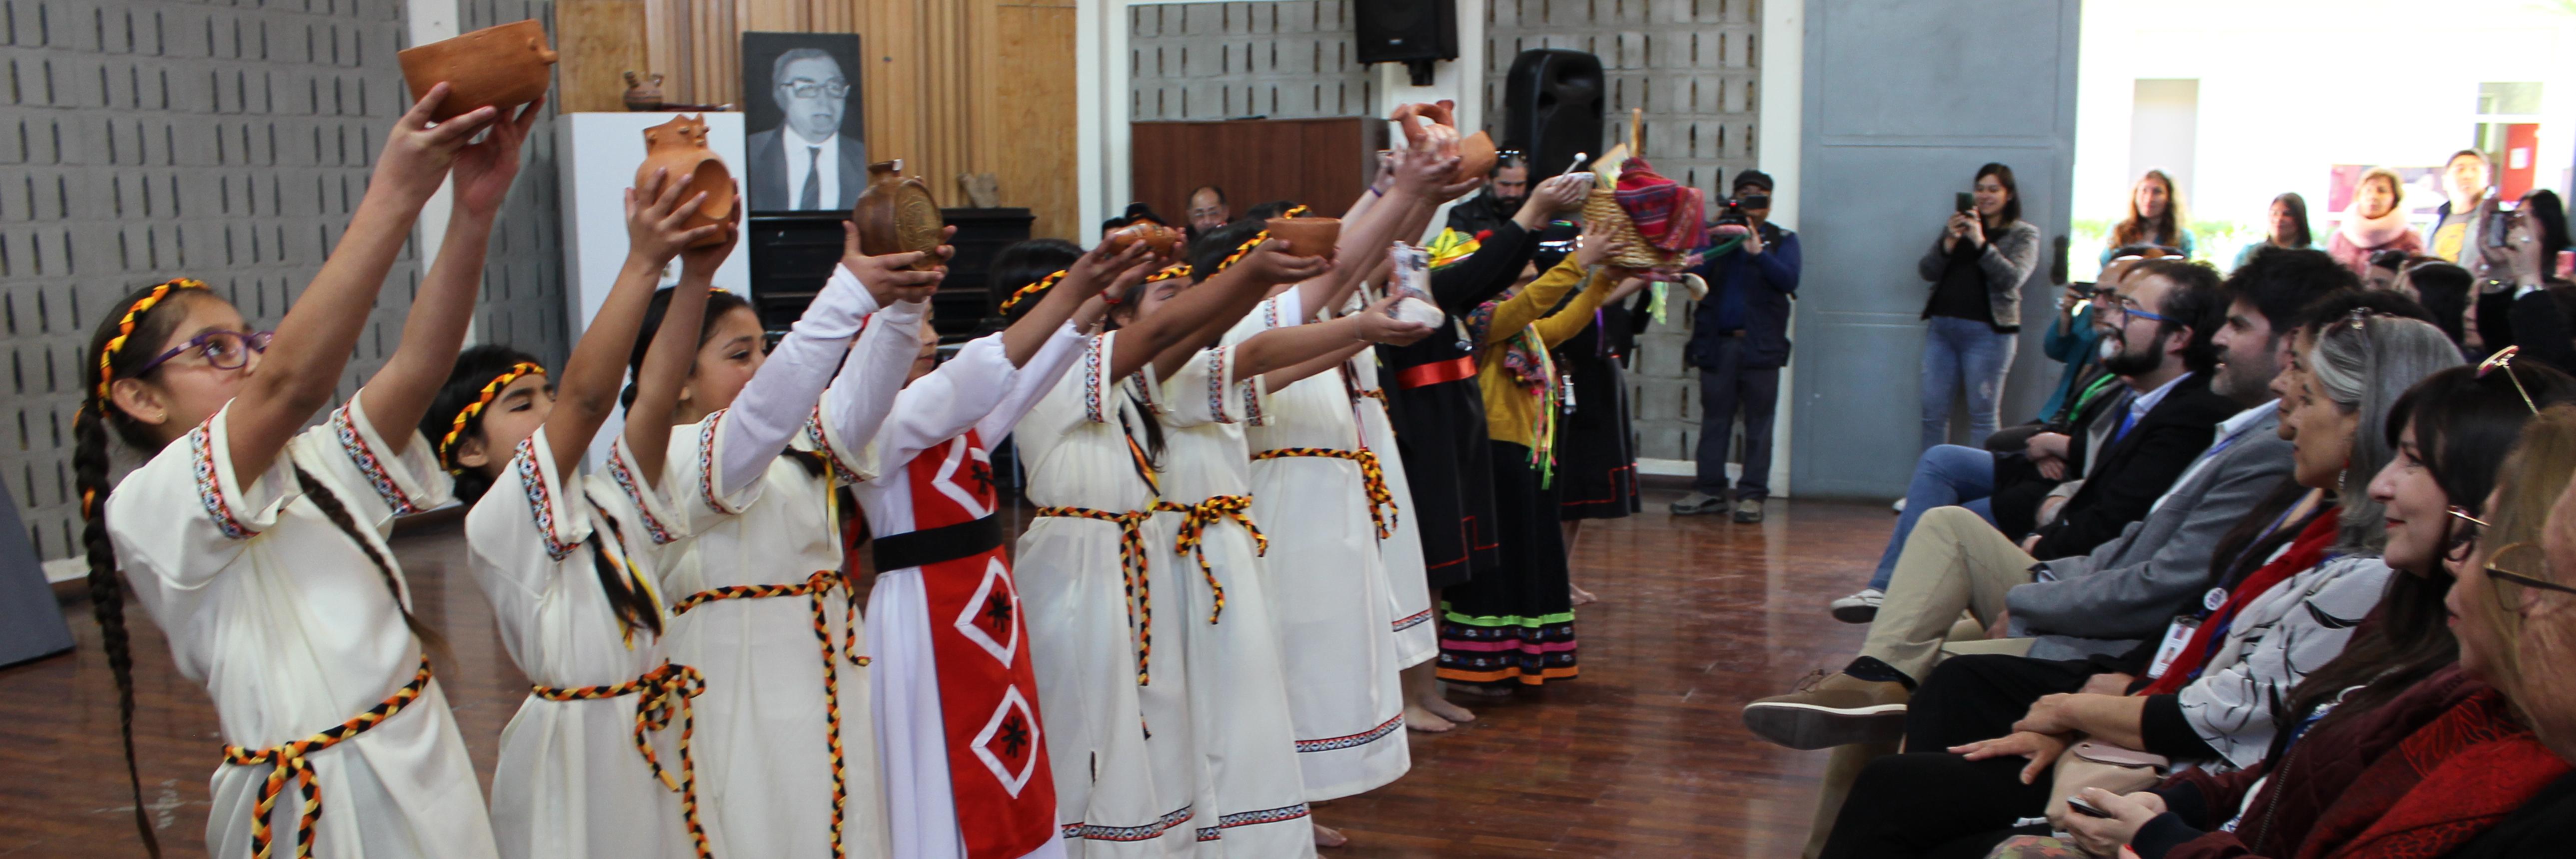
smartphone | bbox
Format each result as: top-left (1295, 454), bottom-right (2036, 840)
top-left (2485, 201), bottom-right (2521, 250)
top-left (1956, 192), bottom-right (1976, 214)
top-left (2065, 795), bottom-right (2116, 819)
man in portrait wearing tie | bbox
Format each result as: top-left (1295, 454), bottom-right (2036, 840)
top-left (747, 48), bottom-right (867, 212)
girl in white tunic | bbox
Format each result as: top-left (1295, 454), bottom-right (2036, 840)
top-left (858, 254), bottom-right (1131, 859)
top-left (1341, 295), bottom-right (1438, 672)
top-left (645, 224), bottom-right (951, 859)
top-left (75, 89), bottom-right (535, 859)
top-left (436, 171), bottom-right (731, 859)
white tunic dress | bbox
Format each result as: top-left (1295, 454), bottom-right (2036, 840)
top-left (1011, 332), bottom-right (1198, 856)
top-left (860, 324), bottom-right (1083, 859)
top-left (110, 397), bottom-right (499, 859)
top-left (465, 428), bottom-right (699, 859)
top-left (1221, 292), bottom-right (1411, 800)
top-left (1147, 346), bottom-right (1317, 858)
top-left (1345, 340), bottom-right (1437, 668)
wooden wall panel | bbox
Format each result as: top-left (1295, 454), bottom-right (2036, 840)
top-left (1129, 118), bottom-right (1370, 229)
top-left (566, 0), bottom-right (1078, 238)
top-left (557, 0), bottom-right (651, 113)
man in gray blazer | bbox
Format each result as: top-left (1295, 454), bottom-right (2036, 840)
top-left (747, 48), bottom-right (867, 212)
top-left (1742, 249), bottom-right (2357, 750)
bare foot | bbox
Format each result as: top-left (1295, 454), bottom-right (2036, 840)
top-left (1569, 582), bottom-right (1599, 605)
top-left (1423, 694), bottom-right (1477, 724)
top-left (1312, 822), bottom-right (1348, 848)
top-left (1403, 704), bottom-right (1455, 733)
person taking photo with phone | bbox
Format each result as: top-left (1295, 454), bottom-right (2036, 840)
top-left (2471, 190), bottom-right (2576, 374)
top-left (1672, 170), bottom-right (1802, 522)
top-left (1914, 163), bottom-right (2043, 452)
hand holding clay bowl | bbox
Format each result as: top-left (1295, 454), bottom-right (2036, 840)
top-left (399, 19), bottom-right (558, 122)
top-left (1103, 222), bottom-right (1185, 259)
top-left (1265, 217), bottom-right (1341, 258)
top-left (634, 114), bottom-right (736, 248)
top-left (1392, 100), bottom-right (1463, 158)
top-left (852, 160), bottom-right (947, 270)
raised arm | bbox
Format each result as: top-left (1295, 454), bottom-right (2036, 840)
top-left (224, 86), bottom-right (499, 478)
top-left (1531, 267), bottom-right (1620, 348)
top-left (1484, 222), bottom-right (1620, 346)
top-left (1244, 296), bottom-right (1433, 386)
top-left (600, 172), bottom-right (732, 482)
top-left (1296, 148), bottom-right (1454, 322)
top-left (1127, 242), bottom-right (1334, 380)
top-left (359, 97), bottom-right (543, 456)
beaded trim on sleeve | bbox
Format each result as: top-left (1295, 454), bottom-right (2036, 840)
top-left (333, 403), bottom-right (418, 516)
top-left (513, 438), bottom-right (579, 560)
top-left (188, 418), bottom-right (259, 539)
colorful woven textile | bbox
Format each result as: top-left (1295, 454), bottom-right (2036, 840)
top-left (1612, 158), bottom-right (1708, 252)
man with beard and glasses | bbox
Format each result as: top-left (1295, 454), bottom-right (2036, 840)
top-left (1745, 258), bottom-right (2240, 750)
top-left (1441, 150), bottom-right (1530, 237)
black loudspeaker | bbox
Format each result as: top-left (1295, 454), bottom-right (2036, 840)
top-left (1502, 49), bottom-right (1606, 182)
top-left (1355, 0), bottom-right (1457, 80)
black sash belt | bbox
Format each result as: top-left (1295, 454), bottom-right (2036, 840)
top-left (871, 513), bottom-right (1005, 571)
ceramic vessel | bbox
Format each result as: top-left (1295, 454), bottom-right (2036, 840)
top-left (1264, 216), bottom-right (1340, 258)
top-left (1455, 130), bottom-right (1498, 182)
top-left (634, 114), bottom-right (736, 248)
top-left (1392, 100), bottom-right (1462, 158)
top-left (623, 72), bottom-right (665, 112)
top-left (1103, 222), bottom-right (1184, 258)
top-left (852, 160), bottom-right (945, 270)
top-left (399, 20), bottom-right (558, 122)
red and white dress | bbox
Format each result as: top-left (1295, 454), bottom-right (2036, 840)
top-left (860, 324), bottom-right (1088, 859)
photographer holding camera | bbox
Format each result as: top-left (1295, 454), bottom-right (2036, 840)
top-left (1672, 170), bottom-right (1802, 522)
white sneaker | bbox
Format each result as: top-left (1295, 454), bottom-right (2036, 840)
top-left (1891, 498), bottom-right (1907, 515)
top-left (1830, 588), bottom-right (1885, 624)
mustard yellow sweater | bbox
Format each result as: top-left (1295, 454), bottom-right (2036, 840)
top-left (1478, 256), bottom-right (1616, 450)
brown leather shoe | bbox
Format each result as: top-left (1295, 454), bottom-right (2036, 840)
top-left (1740, 671), bottom-right (1910, 750)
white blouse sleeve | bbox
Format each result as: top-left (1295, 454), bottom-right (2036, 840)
top-left (301, 394), bottom-right (455, 527)
top-left (813, 298), bottom-right (929, 484)
top-left (600, 430), bottom-right (689, 549)
top-left (105, 404), bottom-right (301, 589)
top-left (1156, 346), bottom-right (1270, 430)
top-left (1011, 333), bottom-right (1110, 470)
top-left (2178, 556), bottom-right (2393, 768)
top-left (869, 332), bottom-right (1019, 474)
top-left (713, 264), bottom-right (883, 498)
top-left (975, 322), bottom-right (1090, 443)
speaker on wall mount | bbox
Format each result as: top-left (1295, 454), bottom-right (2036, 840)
top-left (1355, 0), bottom-right (1457, 85)
top-left (1502, 48), bottom-right (1606, 183)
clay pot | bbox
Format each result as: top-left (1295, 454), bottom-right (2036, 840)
top-left (634, 114), bottom-right (736, 248)
top-left (1392, 100), bottom-right (1462, 158)
top-left (399, 20), bottom-right (558, 122)
top-left (1103, 222), bottom-right (1184, 258)
top-left (852, 160), bottom-right (946, 270)
top-left (1455, 130), bottom-right (1498, 182)
top-left (623, 71), bottom-right (665, 112)
top-left (1264, 217), bottom-right (1341, 258)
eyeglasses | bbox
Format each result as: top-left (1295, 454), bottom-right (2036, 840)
top-left (134, 330), bottom-right (273, 374)
top-left (2483, 542), bottom-right (2576, 613)
top-left (2446, 506), bottom-right (2487, 564)
top-left (781, 80), bottom-right (849, 100)
top-left (2092, 287), bottom-right (2174, 324)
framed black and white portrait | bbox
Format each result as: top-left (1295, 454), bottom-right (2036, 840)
top-left (741, 32), bottom-right (865, 213)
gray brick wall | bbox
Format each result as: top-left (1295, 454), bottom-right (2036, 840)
top-left (1130, 0), bottom-right (1375, 121)
top-left (1483, 0), bottom-right (1761, 463)
top-left (0, 0), bottom-right (564, 562)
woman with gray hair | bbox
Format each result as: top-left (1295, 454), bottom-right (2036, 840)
top-left (1812, 308), bottom-right (2472, 859)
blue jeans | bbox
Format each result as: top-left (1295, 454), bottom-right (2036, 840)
top-left (1868, 444), bottom-right (2001, 590)
top-left (1920, 316), bottom-right (2018, 451)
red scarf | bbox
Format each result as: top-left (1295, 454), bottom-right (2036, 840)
top-left (2308, 688), bottom-right (2569, 859)
top-left (2142, 510), bottom-right (2341, 696)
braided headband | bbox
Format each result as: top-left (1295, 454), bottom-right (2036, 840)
top-left (1144, 263), bottom-right (1193, 283)
top-left (96, 278), bottom-right (208, 402)
top-left (997, 270), bottom-right (1070, 315)
top-left (1208, 205), bottom-right (1314, 277)
top-left (439, 362), bottom-right (548, 473)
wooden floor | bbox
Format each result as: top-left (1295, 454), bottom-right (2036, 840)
top-left (0, 486), bottom-right (1889, 858)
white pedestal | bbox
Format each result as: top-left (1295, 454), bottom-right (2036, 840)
top-left (553, 112), bottom-right (752, 470)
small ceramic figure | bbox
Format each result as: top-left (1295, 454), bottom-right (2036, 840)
top-left (1103, 221), bottom-right (1183, 259)
top-left (635, 114), bottom-right (737, 248)
top-left (398, 19), bottom-right (558, 122)
top-left (623, 72), bottom-right (665, 112)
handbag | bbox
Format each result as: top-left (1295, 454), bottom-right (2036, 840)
top-left (2042, 739), bottom-right (2170, 830)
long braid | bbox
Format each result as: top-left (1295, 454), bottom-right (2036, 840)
top-left (74, 404), bottom-right (162, 858)
top-left (581, 500), bottom-right (663, 638)
top-left (291, 464), bottom-right (449, 664)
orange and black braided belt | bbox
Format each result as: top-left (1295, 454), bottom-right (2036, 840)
top-left (1153, 496), bottom-right (1265, 624)
top-left (220, 656), bottom-right (434, 859)
top-left (531, 662), bottom-right (712, 858)
top-left (671, 570), bottom-right (868, 858)
top-left (1033, 506), bottom-right (1158, 684)
top-left (1248, 448), bottom-right (1400, 540)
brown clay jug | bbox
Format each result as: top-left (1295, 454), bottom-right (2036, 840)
top-left (1264, 217), bottom-right (1341, 258)
top-left (623, 72), bottom-right (665, 112)
top-left (1103, 222), bottom-right (1183, 259)
top-left (634, 114), bottom-right (736, 248)
top-left (1455, 130), bottom-right (1498, 182)
top-left (852, 160), bottom-right (945, 270)
top-left (399, 20), bottom-right (558, 122)
top-left (1392, 100), bottom-right (1462, 160)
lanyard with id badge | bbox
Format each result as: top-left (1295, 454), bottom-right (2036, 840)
top-left (2146, 506), bottom-right (2303, 680)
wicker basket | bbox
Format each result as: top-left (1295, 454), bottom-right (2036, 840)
top-left (1584, 187), bottom-right (1673, 268)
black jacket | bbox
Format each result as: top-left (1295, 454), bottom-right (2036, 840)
top-left (2473, 282), bottom-right (2576, 374)
top-left (1687, 220), bottom-right (1801, 368)
top-left (2028, 372), bottom-right (2240, 559)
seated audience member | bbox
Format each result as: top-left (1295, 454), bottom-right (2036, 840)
top-left (2102, 170), bottom-right (2196, 265)
top-left (1443, 150), bottom-right (1530, 237)
top-left (1815, 317), bottom-right (2498, 858)
top-left (2403, 259), bottom-right (2476, 352)
top-left (2328, 166), bottom-right (2425, 277)
top-left (2471, 189), bottom-right (2576, 374)
top-left (1987, 258), bottom-right (2142, 456)
top-left (1825, 260), bottom-right (2233, 622)
top-left (2051, 400), bottom-right (2576, 859)
top-left (2005, 250), bottom-right (2367, 660)
top-left (2230, 192), bottom-right (2318, 271)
